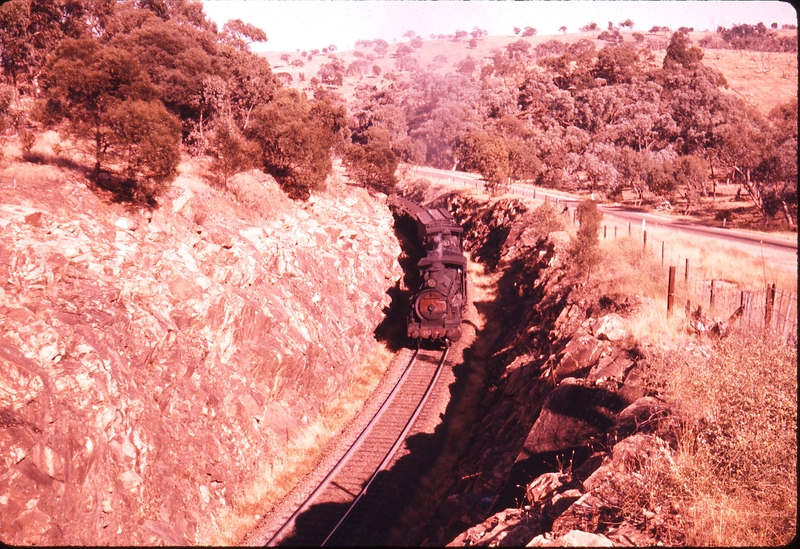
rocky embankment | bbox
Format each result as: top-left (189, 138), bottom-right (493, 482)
top-left (0, 164), bottom-right (402, 545)
top-left (415, 195), bottom-right (681, 547)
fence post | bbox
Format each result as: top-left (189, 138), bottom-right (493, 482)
top-left (782, 294), bottom-right (796, 342)
top-left (533, 188), bottom-right (536, 199)
top-left (604, 225), bottom-right (607, 239)
top-left (628, 222), bottom-right (631, 236)
top-left (661, 241), bottom-right (665, 266)
top-left (710, 280), bottom-right (716, 311)
top-left (765, 283), bottom-right (776, 332)
top-left (685, 258), bottom-right (689, 284)
top-left (667, 266), bottom-right (676, 317)
top-left (643, 230), bottom-right (647, 253)
top-left (614, 226), bottom-right (617, 239)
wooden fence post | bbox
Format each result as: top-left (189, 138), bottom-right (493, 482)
top-left (782, 294), bottom-right (796, 342)
top-left (667, 266), bottom-right (676, 317)
top-left (765, 283), bottom-right (776, 331)
top-left (685, 258), bottom-right (689, 284)
top-left (710, 279), bottom-right (716, 311)
top-left (643, 230), bottom-right (647, 253)
top-left (661, 241), bottom-right (665, 266)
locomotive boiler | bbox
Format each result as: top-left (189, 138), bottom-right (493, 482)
top-left (390, 196), bottom-right (467, 342)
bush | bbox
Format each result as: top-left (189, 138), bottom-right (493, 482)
top-left (106, 99), bottom-right (182, 201)
top-left (207, 119), bottom-right (258, 186)
top-left (343, 141), bottom-right (398, 194)
top-left (245, 89), bottom-right (336, 200)
top-left (527, 202), bottom-right (566, 241)
top-left (569, 199), bottom-right (603, 279)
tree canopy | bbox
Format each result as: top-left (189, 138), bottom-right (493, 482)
top-left (38, 38), bottom-right (180, 200)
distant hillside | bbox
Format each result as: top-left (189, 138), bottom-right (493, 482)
top-left (263, 29), bottom-right (798, 115)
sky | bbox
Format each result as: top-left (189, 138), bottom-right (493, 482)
top-left (201, 0), bottom-right (798, 53)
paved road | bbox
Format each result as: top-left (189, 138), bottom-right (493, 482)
top-left (409, 165), bottom-right (798, 269)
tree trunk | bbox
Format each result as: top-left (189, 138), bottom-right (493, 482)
top-left (782, 200), bottom-right (795, 228)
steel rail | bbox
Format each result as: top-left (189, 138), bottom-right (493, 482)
top-left (265, 346), bottom-right (424, 546)
top-left (321, 342), bottom-right (451, 546)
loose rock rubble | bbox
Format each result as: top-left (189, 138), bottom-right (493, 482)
top-left (0, 164), bottom-right (402, 545)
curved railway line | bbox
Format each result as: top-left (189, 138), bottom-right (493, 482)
top-left (256, 344), bottom-right (451, 546)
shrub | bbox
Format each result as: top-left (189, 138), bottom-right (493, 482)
top-left (569, 199), bottom-right (603, 279)
top-left (207, 119), bottom-right (259, 186)
top-left (343, 141), bottom-right (398, 194)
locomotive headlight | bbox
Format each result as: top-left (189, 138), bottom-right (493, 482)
top-left (427, 278), bottom-right (437, 287)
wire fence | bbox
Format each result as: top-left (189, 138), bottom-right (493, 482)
top-left (579, 209), bottom-right (798, 346)
top-left (684, 277), bottom-right (798, 344)
top-left (554, 198), bottom-right (797, 345)
top-left (412, 171), bottom-right (797, 345)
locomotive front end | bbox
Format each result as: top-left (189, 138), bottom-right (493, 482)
top-left (408, 261), bottom-right (464, 342)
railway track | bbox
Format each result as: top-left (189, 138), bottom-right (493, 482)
top-left (263, 344), bottom-right (451, 546)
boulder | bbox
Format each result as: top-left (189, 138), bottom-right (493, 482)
top-left (586, 352), bottom-right (634, 384)
top-left (527, 529), bottom-right (614, 546)
top-left (588, 313), bottom-right (627, 341)
top-left (553, 334), bottom-right (611, 383)
top-left (518, 381), bottom-right (626, 456)
top-left (608, 396), bottom-right (669, 446)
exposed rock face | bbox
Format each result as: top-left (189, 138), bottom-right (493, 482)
top-left (0, 166), bottom-right (402, 545)
top-left (404, 195), bottom-right (679, 547)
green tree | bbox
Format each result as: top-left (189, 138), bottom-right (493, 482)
top-left (343, 140), bottom-right (398, 194)
top-left (218, 46), bottom-right (277, 131)
top-left (207, 118), bottom-right (259, 186)
top-left (569, 199), bottom-right (603, 280)
top-left (245, 88), bottom-right (336, 200)
top-left (646, 158), bottom-right (678, 198)
top-left (672, 154), bottom-right (708, 213)
top-left (663, 31), bottom-right (704, 70)
top-left (318, 57), bottom-right (345, 86)
top-left (221, 18), bottom-right (267, 51)
top-left (105, 99), bottom-right (181, 200)
top-left (37, 38), bottom-right (181, 194)
top-left (455, 130), bottom-right (509, 193)
top-left (506, 139), bottom-right (542, 182)
top-left (108, 17), bottom-right (217, 127)
top-left (0, 0), bottom-right (93, 88)
top-left (591, 45), bottom-right (640, 84)
top-left (456, 55), bottom-right (477, 77)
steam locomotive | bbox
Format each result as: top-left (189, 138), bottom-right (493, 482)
top-left (390, 196), bottom-right (467, 342)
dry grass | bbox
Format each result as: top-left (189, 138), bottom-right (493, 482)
top-left (647, 336), bottom-right (797, 546)
top-left (580, 217), bottom-right (797, 545)
top-left (208, 342), bottom-right (394, 545)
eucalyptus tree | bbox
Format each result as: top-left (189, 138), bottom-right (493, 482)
top-left (38, 38), bottom-right (180, 198)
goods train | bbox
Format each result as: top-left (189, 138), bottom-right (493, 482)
top-left (389, 196), bottom-right (467, 342)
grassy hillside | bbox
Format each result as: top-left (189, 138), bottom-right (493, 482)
top-left (263, 29), bottom-right (798, 115)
